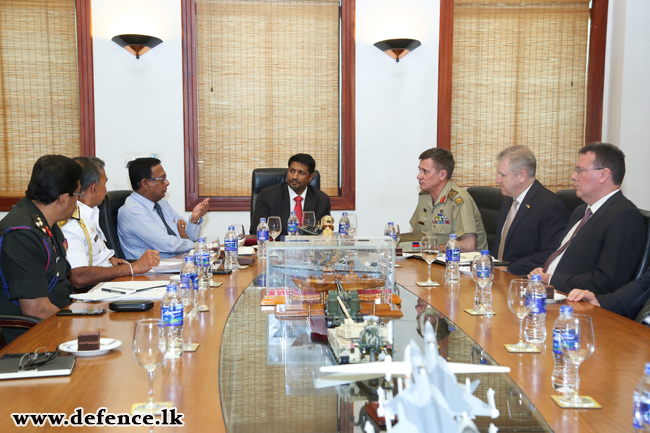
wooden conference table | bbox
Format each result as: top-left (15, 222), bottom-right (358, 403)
top-left (0, 258), bottom-right (649, 432)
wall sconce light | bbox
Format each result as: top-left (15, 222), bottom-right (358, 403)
top-left (111, 34), bottom-right (163, 59)
top-left (374, 38), bottom-right (421, 63)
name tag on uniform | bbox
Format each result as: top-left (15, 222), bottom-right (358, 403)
top-left (94, 234), bottom-right (99, 242)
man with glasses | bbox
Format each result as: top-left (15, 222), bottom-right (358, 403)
top-left (118, 158), bottom-right (209, 259)
top-left (59, 157), bottom-right (160, 287)
top-left (0, 155), bottom-right (82, 343)
top-left (529, 142), bottom-right (646, 294)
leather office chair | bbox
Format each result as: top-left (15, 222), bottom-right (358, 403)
top-left (634, 209), bottom-right (650, 280)
top-left (250, 168), bottom-right (320, 232)
top-left (0, 314), bottom-right (42, 348)
top-left (466, 186), bottom-right (505, 248)
top-left (98, 190), bottom-right (132, 260)
top-left (556, 189), bottom-right (585, 214)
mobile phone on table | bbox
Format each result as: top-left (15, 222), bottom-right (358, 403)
top-left (213, 269), bottom-right (232, 275)
top-left (56, 309), bottom-right (106, 316)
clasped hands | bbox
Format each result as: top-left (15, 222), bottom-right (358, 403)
top-left (527, 268), bottom-right (599, 307)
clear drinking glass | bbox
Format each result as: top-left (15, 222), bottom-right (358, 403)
top-left (303, 211), bottom-right (316, 230)
top-left (132, 319), bottom-right (168, 415)
top-left (181, 283), bottom-right (195, 351)
top-left (347, 214), bottom-right (358, 235)
top-left (419, 236), bottom-right (438, 286)
top-left (268, 216), bottom-right (282, 242)
top-left (560, 314), bottom-right (596, 407)
top-left (507, 279), bottom-right (536, 351)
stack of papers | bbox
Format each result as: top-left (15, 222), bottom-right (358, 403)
top-left (70, 281), bottom-right (170, 302)
top-left (147, 259), bottom-right (183, 274)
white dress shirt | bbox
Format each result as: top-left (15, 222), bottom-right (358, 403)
top-left (287, 185), bottom-right (307, 214)
top-left (61, 202), bottom-right (114, 268)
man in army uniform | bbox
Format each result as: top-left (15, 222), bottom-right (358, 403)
top-left (59, 157), bottom-right (160, 289)
top-left (0, 155), bottom-right (82, 343)
top-left (408, 148), bottom-right (487, 252)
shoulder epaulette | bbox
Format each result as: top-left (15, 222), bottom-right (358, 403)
top-left (57, 206), bottom-right (80, 229)
top-left (448, 189), bottom-right (463, 205)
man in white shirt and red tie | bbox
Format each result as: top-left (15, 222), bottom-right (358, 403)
top-left (529, 142), bottom-right (646, 294)
top-left (250, 153), bottom-right (331, 236)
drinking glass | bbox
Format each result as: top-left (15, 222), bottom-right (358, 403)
top-left (507, 386), bottom-right (534, 420)
top-left (419, 236), bottom-right (438, 286)
top-left (347, 214), bottom-right (358, 235)
top-left (394, 224), bottom-right (401, 244)
top-left (506, 279), bottom-right (536, 351)
top-left (303, 211), bottom-right (316, 230)
top-left (234, 224), bottom-right (246, 247)
top-left (268, 216), bottom-right (282, 242)
top-left (132, 319), bottom-right (168, 415)
top-left (181, 283), bottom-right (195, 351)
top-left (560, 315), bottom-right (596, 407)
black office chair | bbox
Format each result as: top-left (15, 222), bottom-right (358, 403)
top-left (634, 210), bottom-right (650, 280)
top-left (250, 168), bottom-right (320, 233)
top-left (466, 186), bottom-right (505, 248)
top-left (98, 190), bottom-right (132, 260)
top-left (556, 189), bottom-right (585, 214)
top-left (0, 314), bottom-right (42, 348)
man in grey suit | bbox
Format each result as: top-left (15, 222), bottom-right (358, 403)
top-left (490, 146), bottom-right (569, 275)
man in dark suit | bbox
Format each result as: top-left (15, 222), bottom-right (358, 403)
top-left (529, 142), bottom-right (646, 294)
top-left (490, 145), bottom-right (569, 275)
top-left (567, 266), bottom-right (650, 320)
top-left (250, 153), bottom-right (331, 236)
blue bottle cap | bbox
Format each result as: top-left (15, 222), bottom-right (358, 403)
top-left (184, 255), bottom-right (193, 262)
top-left (166, 284), bottom-right (177, 292)
top-left (560, 305), bottom-right (573, 315)
top-left (228, 225), bottom-right (234, 230)
top-left (531, 274), bottom-right (541, 282)
top-left (198, 237), bottom-right (206, 242)
top-left (387, 222), bottom-right (394, 225)
top-left (342, 212), bottom-right (348, 216)
top-left (449, 234), bottom-right (457, 239)
top-left (260, 218), bottom-right (266, 222)
top-left (290, 211), bottom-right (296, 216)
top-left (645, 363), bottom-right (650, 375)
top-left (481, 250), bottom-right (489, 255)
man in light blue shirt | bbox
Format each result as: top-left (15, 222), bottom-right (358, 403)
top-left (118, 158), bottom-right (209, 259)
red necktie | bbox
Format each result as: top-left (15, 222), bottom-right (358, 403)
top-left (294, 196), bottom-right (303, 225)
top-left (543, 208), bottom-right (592, 272)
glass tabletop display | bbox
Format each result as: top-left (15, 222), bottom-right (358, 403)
top-left (219, 272), bottom-right (554, 433)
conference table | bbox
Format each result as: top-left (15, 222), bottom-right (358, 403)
top-left (0, 256), bottom-right (649, 432)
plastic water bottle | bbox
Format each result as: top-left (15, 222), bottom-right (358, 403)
top-left (552, 305), bottom-right (576, 397)
top-left (445, 234), bottom-right (460, 283)
top-left (287, 211), bottom-right (299, 236)
top-left (161, 283), bottom-right (183, 358)
top-left (339, 212), bottom-right (350, 235)
top-left (224, 225), bottom-right (239, 270)
top-left (257, 218), bottom-right (269, 260)
top-left (385, 222), bottom-right (397, 244)
top-left (634, 363), bottom-right (650, 431)
top-left (180, 254), bottom-right (199, 316)
top-left (474, 250), bottom-right (493, 313)
top-left (524, 274), bottom-right (547, 343)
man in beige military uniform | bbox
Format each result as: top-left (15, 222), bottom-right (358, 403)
top-left (59, 157), bottom-right (160, 288)
top-left (408, 148), bottom-right (487, 252)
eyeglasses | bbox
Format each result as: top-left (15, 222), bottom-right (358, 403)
top-left (573, 167), bottom-right (604, 175)
top-left (71, 192), bottom-right (85, 199)
top-left (146, 176), bottom-right (167, 182)
top-left (19, 347), bottom-right (60, 371)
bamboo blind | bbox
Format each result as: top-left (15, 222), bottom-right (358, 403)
top-left (0, 0), bottom-right (80, 196)
top-left (450, 1), bottom-right (589, 191)
top-left (196, 0), bottom-right (340, 198)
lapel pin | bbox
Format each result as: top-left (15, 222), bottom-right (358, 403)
top-left (526, 205), bottom-right (530, 209)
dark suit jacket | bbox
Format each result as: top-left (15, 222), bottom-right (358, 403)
top-left (249, 182), bottom-right (331, 235)
top-left (489, 180), bottom-right (569, 275)
top-left (551, 191), bottom-right (646, 295)
top-left (597, 266), bottom-right (650, 319)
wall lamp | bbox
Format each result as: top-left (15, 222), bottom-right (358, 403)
top-left (374, 38), bottom-right (421, 63)
top-left (111, 34), bottom-right (163, 59)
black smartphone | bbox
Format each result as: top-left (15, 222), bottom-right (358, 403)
top-left (56, 309), bottom-right (106, 316)
top-left (213, 269), bottom-right (232, 275)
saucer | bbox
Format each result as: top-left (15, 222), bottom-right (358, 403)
top-left (59, 338), bottom-right (122, 357)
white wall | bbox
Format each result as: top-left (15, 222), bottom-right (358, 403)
top-left (603, 0), bottom-right (650, 210)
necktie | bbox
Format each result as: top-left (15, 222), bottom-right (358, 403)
top-left (543, 208), bottom-right (593, 272)
top-left (498, 199), bottom-right (519, 261)
top-left (153, 202), bottom-right (176, 236)
top-left (294, 196), bottom-right (303, 225)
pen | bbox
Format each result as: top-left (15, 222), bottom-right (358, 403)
top-left (101, 288), bottom-right (130, 295)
